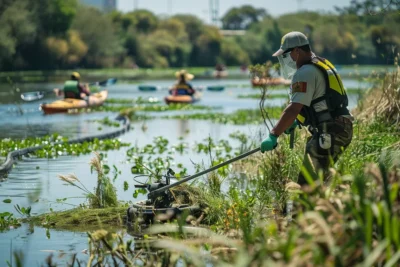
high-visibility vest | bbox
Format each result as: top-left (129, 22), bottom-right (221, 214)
top-left (63, 80), bottom-right (80, 99)
top-left (296, 56), bottom-right (349, 127)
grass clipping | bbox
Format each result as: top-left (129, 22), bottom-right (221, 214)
top-left (355, 66), bottom-right (400, 125)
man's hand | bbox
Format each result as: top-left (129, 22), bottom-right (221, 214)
top-left (284, 120), bottom-right (298, 135)
top-left (260, 133), bottom-right (278, 153)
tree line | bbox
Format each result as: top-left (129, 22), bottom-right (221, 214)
top-left (0, 0), bottom-right (398, 71)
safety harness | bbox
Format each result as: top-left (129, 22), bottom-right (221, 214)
top-left (63, 80), bottom-right (81, 99)
top-left (296, 56), bottom-right (349, 128)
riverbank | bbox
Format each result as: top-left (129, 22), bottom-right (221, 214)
top-left (0, 64), bottom-right (394, 84)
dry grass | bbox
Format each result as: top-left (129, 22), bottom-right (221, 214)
top-left (354, 66), bottom-right (400, 125)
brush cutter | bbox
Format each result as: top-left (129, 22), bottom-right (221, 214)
top-left (127, 147), bottom-right (261, 224)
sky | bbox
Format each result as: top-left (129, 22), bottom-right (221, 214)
top-left (117, 0), bottom-right (352, 23)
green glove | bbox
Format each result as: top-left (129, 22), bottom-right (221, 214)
top-left (260, 133), bottom-right (278, 153)
top-left (284, 120), bottom-right (298, 135)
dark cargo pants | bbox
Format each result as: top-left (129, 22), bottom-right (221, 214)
top-left (297, 116), bottom-right (353, 186)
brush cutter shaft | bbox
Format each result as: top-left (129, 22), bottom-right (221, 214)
top-left (148, 147), bottom-right (261, 198)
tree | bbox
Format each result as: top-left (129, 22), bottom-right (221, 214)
top-left (124, 9), bottom-right (158, 34)
top-left (335, 0), bottom-right (400, 15)
top-left (220, 37), bottom-right (250, 66)
top-left (172, 15), bottom-right (204, 43)
top-left (144, 30), bottom-right (190, 67)
top-left (370, 24), bottom-right (400, 64)
top-left (72, 6), bottom-right (124, 67)
top-left (236, 33), bottom-right (265, 64)
top-left (0, 0), bottom-right (37, 70)
top-left (159, 18), bottom-right (187, 38)
top-left (32, 0), bottom-right (77, 36)
top-left (221, 5), bottom-right (268, 30)
top-left (192, 26), bottom-right (222, 66)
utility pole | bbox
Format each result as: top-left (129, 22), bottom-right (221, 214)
top-left (209, 0), bottom-right (219, 26)
top-left (133, 0), bottom-right (138, 11)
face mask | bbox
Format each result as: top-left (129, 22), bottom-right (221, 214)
top-left (278, 51), bottom-right (297, 80)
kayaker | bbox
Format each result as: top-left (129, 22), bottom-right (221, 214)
top-left (63, 72), bottom-right (91, 99)
top-left (170, 70), bottom-right (195, 96)
top-left (260, 31), bottom-right (353, 186)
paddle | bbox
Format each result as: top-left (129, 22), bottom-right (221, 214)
top-left (21, 78), bottom-right (117, 101)
top-left (90, 78), bottom-right (117, 87)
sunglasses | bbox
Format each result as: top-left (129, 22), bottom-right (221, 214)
top-left (283, 47), bottom-right (296, 54)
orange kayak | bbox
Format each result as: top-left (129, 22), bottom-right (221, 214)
top-left (40, 90), bottom-right (108, 114)
top-left (164, 92), bottom-right (201, 104)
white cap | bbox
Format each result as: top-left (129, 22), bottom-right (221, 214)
top-left (272, 31), bottom-right (309, 57)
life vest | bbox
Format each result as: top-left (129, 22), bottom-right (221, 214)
top-left (63, 80), bottom-right (80, 99)
top-left (173, 83), bottom-right (193, 96)
top-left (296, 56), bottom-right (349, 127)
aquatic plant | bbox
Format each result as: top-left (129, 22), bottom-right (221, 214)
top-left (163, 107), bottom-right (283, 124)
top-left (237, 93), bottom-right (289, 99)
top-left (0, 134), bottom-right (130, 159)
top-left (97, 102), bottom-right (214, 114)
top-left (90, 116), bottom-right (121, 127)
top-left (14, 205), bottom-right (31, 218)
top-left (106, 96), bottom-right (160, 105)
top-left (0, 212), bottom-right (21, 232)
top-left (53, 154), bottom-right (399, 266)
top-left (89, 152), bottom-right (118, 208)
top-left (58, 153), bottom-right (118, 209)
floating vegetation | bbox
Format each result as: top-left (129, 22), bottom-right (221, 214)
top-left (30, 207), bottom-right (127, 231)
top-left (93, 103), bottom-right (215, 114)
top-left (90, 116), bottom-right (121, 127)
top-left (0, 134), bottom-right (130, 158)
top-left (0, 211), bottom-right (21, 232)
top-left (106, 97), bottom-right (160, 105)
top-left (237, 93), bottom-right (289, 99)
top-left (163, 107), bottom-right (284, 124)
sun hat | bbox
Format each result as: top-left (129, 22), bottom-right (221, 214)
top-left (175, 69), bottom-right (194, 81)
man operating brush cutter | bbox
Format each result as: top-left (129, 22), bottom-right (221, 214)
top-left (260, 31), bottom-right (353, 186)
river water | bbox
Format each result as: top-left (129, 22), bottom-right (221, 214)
top-left (0, 77), bottom-right (369, 265)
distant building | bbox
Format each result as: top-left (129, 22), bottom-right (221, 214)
top-left (81, 0), bottom-right (116, 12)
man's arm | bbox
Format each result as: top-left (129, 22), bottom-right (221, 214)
top-left (270, 102), bottom-right (303, 136)
top-left (78, 83), bottom-right (91, 96)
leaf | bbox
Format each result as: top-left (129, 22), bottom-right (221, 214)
top-left (0, 212), bottom-right (12, 217)
top-left (46, 228), bottom-right (51, 239)
top-left (103, 164), bottom-right (110, 175)
top-left (3, 199), bottom-right (12, 204)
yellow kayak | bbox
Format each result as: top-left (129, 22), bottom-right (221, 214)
top-left (40, 90), bottom-right (108, 114)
